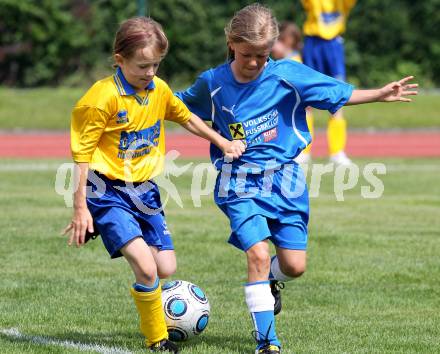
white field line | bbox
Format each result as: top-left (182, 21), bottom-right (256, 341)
top-left (0, 328), bottom-right (133, 354)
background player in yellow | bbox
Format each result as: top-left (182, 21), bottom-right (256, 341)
top-left (301, 0), bottom-right (357, 165)
top-left (63, 17), bottom-right (245, 353)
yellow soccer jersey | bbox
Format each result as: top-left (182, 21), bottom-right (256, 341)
top-left (302, 0), bottom-right (356, 40)
top-left (71, 68), bottom-right (191, 182)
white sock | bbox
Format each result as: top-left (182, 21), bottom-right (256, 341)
top-left (270, 256), bottom-right (294, 282)
top-left (244, 281), bottom-right (274, 312)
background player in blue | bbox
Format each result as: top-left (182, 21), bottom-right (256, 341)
top-left (176, 4), bottom-right (417, 353)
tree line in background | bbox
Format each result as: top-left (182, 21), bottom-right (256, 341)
top-left (1, 0), bottom-right (439, 88)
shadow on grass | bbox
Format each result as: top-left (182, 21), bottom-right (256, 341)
top-left (179, 332), bottom-right (255, 354)
top-left (61, 330), bottom-right (254, 353)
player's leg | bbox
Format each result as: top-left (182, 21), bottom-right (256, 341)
top-left (328, 108), bottom-right (351, 165)
top-left (272, 248), bottom-right (306, 279)
top-left (227, 210), bottom-right (281, 353)
top-left (86, 175), bottom-right (178, 353)
top-left (128, 212), bottom-right (178, 351)
top-left (246, 240), bottom-right (281, 353)
top-left (301, 37), bottom-right (326, 165)
top-left (121, 238), bottom-right (171, 348)
top-left (328, 109), bottom-right (347, 154)
top-left (268, 215), bottom-right (308, 316)
top-left (137, 184), bottom-right (177, 280)
top-left (295, 107), bottom-right (314, 164)
top-left (247, 240), bottom-right (271, 282)
top-left (269, 248), bottom-right (306, 316)
top-left (326, 37), bottom-right (351, 165)
top-left (151, 248), bottom-right (177, 279)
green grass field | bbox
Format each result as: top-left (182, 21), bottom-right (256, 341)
top-left (1, 158), bottom-right (439, 353)
top-left (0, 87), bottom-right (439, 131)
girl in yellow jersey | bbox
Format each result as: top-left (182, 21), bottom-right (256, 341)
top-left (63, 17), bottom-right (245, 353)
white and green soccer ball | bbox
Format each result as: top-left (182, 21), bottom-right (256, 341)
top-left (161, 280), bottom-right (210, 341)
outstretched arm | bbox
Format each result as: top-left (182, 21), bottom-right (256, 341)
top-left (347, 76), bottom-right (418, 105)
top-left (181, 113), bottom-right (246, 160)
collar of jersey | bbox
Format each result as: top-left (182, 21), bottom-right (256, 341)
top-left (114, 67), bottom-right (155, 96)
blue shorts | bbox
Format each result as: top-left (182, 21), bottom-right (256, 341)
top-left (214, 164), bottom-right (309, 251)
top-left (303, 36), bottom-right (346, 81)
top-left (86, 171), bottom-right (173, 258)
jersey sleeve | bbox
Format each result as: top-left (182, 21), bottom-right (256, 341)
top-left (175, 72), bottom-right (212, 121)
top-left (71, 106), bottom-right (109, 162)
top-left (282, 61), bottom-right (354, 114)
top-left (164, 84), bottom-right (192, 124)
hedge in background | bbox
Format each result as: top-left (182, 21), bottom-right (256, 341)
top-left (0, 0), bottom-right (439, 88)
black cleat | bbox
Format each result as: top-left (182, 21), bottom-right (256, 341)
top-left (252, 322), bottom-right (280, 354)
top-left (84, 223), bottom-right (99, 243)
top-left (270, 280), bottom-right (284, 316)
top-left (257, 344), bottom-right (281, 353)
top-left (149, 339), bottom-right (180, 353)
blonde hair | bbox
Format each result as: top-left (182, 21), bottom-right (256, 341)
top-left (113, 17), bottom-right (168, 66)
top-left (225, 3), bottom-right (279, 60)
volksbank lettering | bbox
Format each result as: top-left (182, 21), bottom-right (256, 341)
top-left (243, 109), bottom-right (279, 136)
top-left (242, 109), bottom-right (278, 128)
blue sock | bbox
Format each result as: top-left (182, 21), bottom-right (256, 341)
top-left (133, 277), bottom-right (159, 292)
top-left (245, 281), bottom-right (280, 349)
top-left (251, 311), bottom-right (280, 349)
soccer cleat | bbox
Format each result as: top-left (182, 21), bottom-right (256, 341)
top-left (252, 326), bottom-right (280, 354)
top-left (256, 344), bottom-right (281, 354)
top-left (84, 223), bottom-right (99, 243)
top-left (329, 151), bottom-right (352, 167)
top-left (270, 280), bottom-right (284, 316)
top-left (149, 339), bottom-right (180, 353)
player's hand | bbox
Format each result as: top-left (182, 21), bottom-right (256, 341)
top-left (222, 139), bottom-right (246, 161)
top-left (378, 76), bottom-right (418, 102)
top-left (62, 206), bottom-right (94, 247)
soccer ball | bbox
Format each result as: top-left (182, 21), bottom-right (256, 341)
top-left (161, 280), bottom-right (210, 341)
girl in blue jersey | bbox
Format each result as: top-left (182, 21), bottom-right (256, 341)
top-left (176, 4), bottom-right (417, 354)
top-left (63, 17), bottom-right (245, 354)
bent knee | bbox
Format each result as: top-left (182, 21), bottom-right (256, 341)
top-left (156, 251), bottom-right (177, 279)
top-left (157, 263), bottom-right (177, 279)
top-left (280, 262), bottom-right (306, 278)
top-left (136, 266), bottom-right (158, 285)
top-left (247, 248), bottom-right (271, 267)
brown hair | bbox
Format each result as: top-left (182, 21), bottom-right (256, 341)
top-left (225, 3), bottom-right (279, 60)
top-left (113, 17), bottom-right (168, 65)
top-left (279, 21), bottom-right (302, 51)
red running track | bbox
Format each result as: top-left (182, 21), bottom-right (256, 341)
top-left (0, 131), bottom-right (439, 158)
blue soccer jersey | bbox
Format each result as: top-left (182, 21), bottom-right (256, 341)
top-left (176, 59), bottom-right (353, 173)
